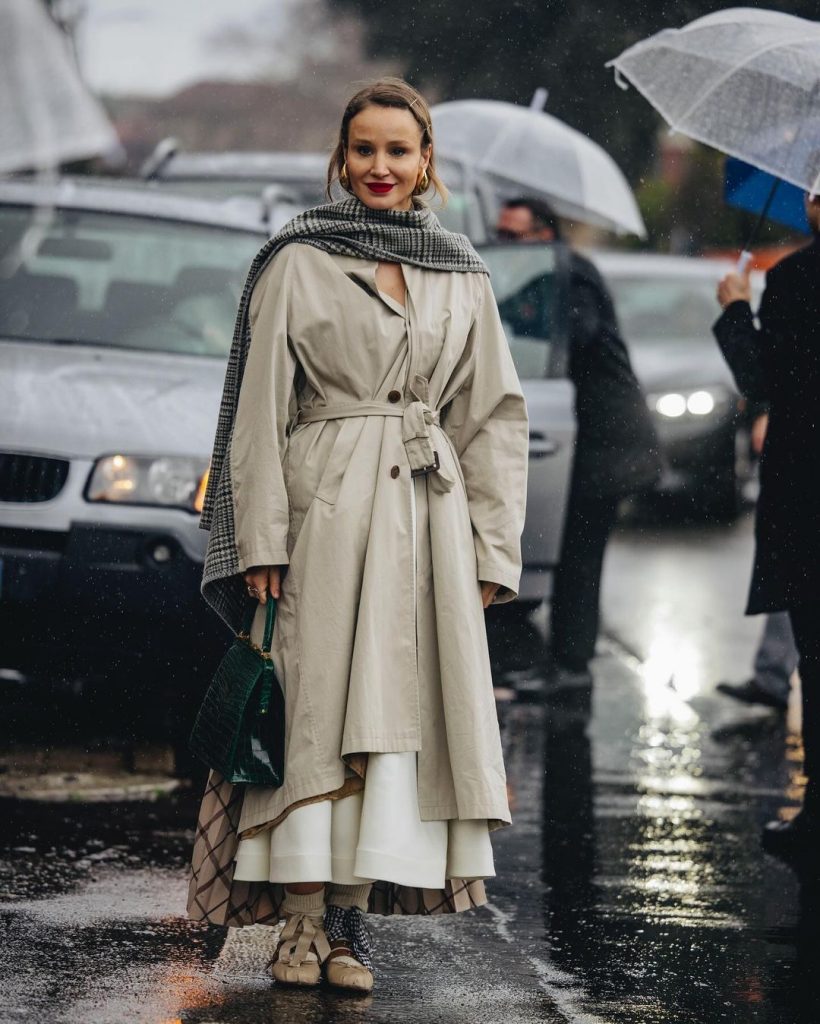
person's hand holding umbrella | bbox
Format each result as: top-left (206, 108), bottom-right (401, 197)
top-left (716, 266), bottom-right (752, 309)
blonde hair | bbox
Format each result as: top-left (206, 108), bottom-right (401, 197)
top-left (327, 77), bottom-right (448, 205)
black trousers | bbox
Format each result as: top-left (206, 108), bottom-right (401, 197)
top-left (788, 604), bottom-right (820, 818)
top-left (550, 481), bottom-right (620, 673)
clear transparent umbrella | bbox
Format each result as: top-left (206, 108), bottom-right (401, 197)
top-left (0, 0), bottom-right (120, 174)
top-left (608, 7), bottom-right (820, 196)
top-left (430, 99), bottom-right (647, 238)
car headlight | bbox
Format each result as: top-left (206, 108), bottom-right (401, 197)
top-left (86, 455), bottom-right (210, 513)
top-left (648, 387), bottom-right (729, 419)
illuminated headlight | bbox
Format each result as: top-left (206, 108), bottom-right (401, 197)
top-left (654, 393), bottom-right (687, 418)
top-left (649, 387), bottom-right (727, 419)
top-left (86, 455), bottom-right (210, 512)
top-left (686, 390), bottom-right (715, 415)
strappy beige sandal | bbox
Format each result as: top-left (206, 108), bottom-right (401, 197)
top-left (268, 912), bottom-right (330, 987)
top-left (323, 906), bottom-right (375, 993)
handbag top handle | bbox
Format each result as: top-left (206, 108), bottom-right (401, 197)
top-left (239, 598), bottom-right (276, 653)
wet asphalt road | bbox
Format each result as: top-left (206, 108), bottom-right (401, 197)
top-left (1, 509), bottom-right (818, 1024)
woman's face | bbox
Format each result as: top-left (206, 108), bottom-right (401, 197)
top-left (345, 104), bottom-right (430, 212)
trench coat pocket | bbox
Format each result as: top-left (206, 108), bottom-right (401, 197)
top-left (314, 418), bottom-right (366, 505)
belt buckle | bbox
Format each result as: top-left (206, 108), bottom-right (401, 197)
top-left (411, 451), bottom-right (440, 477)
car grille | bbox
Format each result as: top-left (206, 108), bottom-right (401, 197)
top-left (0, 452), bottom-right (70, 503)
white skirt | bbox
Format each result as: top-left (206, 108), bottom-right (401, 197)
top-left (233, 751), bottom-right (495, 890)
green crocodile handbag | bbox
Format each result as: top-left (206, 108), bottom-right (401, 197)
top-left (189, 599), bottom-right (284, 786)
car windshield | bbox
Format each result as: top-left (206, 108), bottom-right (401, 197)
top-left (0, 205), bottom-right (263, 357)
top-left (605, 274), bottom-right (724, 343)
top-left (479, 243), bottom-right (560, 380)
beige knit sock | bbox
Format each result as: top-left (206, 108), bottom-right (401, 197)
top-left (326, 882), bottom-right (372, 913)
top-left (282, 886), bottom-right (326, 921)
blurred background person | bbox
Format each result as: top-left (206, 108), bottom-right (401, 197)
top-left (714, 192), bottom-right (820, 863)
top-left (496, 198), bottom-right (660, 691)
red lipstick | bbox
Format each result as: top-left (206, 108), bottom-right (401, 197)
top-left (366, 182), bottom-right (395, 194)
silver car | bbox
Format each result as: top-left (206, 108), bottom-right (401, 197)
top-left (0, 179), bottom-right (267, 692)
top-left (0, 178), bottom-right (574, 701)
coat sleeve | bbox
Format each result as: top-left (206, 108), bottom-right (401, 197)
top-left (713, 268), bottom-right (783, 403)
top-left (229, 250), bottom-right (298, 572)
top-left (443, 273), bottom-right (529, 602)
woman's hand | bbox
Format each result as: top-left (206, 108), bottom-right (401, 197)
top-left (480, 581), bottom-right (501, 608)
top-left (243, 565), bottom-right (282, 604)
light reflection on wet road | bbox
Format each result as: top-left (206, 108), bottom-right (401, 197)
top-left (1, 509), bottom-right (817, 1023)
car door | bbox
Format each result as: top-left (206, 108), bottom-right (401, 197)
top-left (477, 241), bottom-right (575, 603)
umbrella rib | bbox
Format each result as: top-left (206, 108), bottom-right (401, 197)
top-left (671, 36), bottom-right (820, 131)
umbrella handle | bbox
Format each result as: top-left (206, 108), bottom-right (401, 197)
top-left (736, 250), bottom-right (753, 274)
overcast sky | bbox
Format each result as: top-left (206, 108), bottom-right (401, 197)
top-left (76, 0), bottom-right (289, 97)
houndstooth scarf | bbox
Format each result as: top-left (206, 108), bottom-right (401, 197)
top-left (200, 195), bottom-right (487, 630)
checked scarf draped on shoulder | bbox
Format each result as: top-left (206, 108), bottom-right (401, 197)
top-left (199, 195), bottom-right (488, 630)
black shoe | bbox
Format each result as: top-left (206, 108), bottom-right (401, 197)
top-left (716, 678), bottom-right (787, 712)
top-left (762, 811), bottom-right (818, 862)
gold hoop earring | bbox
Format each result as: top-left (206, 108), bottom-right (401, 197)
top-left (339, 162), bottom-right (350, 189)
top-left (415, 169), bottom-right (430, 195)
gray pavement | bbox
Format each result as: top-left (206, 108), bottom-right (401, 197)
top-left (1, 510), bottom-right (816, 1023)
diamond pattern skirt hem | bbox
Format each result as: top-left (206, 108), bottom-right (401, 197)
top-left (187, 769), bottom-right (488, 925)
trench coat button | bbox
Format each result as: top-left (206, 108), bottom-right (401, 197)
top-left (390, 465), bottom-right (400, 479)
top-left (387, 389), bottom-right (401, 403)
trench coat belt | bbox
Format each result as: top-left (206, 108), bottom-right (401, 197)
top-left (290, 400), bottom-right (455, 493)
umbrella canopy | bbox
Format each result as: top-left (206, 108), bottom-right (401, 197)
top-left (608, 7), bottom-right (820, 195)
top-left (430, 99), bottom-right (646, 238)
top-left (0, 0), bottom-right (120, 174)
top-left (724, 157), bottom-right (810, 235)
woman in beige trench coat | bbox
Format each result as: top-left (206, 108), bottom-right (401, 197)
top-left (188, 78), bottom-right (529, 994)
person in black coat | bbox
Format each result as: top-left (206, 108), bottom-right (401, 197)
top-left (713, 194), bottom-right (820, 862)
top-left (496, 199), bottom-right (660, 686)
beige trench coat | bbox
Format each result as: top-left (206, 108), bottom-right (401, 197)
top-left (188, 241), bottom-right (529, 923)
top-left (229, 242), bottom-right (528, 835)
